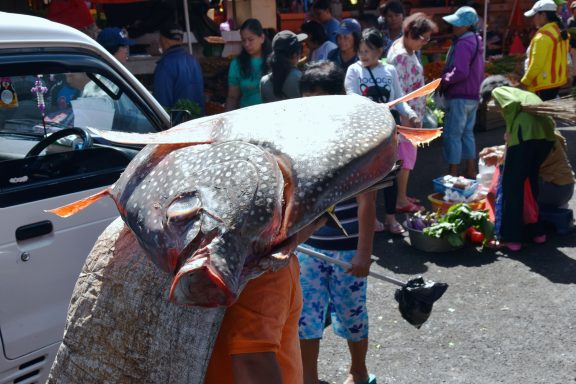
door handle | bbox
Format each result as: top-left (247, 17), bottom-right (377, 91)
top-left (15, 220), bottom-right (53, 241)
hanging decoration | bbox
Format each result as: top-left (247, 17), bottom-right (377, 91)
top-left (31, 75), bottom-right (49, 137)
top-left (0, 77), bottom-right (19, 110)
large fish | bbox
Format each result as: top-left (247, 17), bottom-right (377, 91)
top-left (49, 82), bottom-right (440, 308)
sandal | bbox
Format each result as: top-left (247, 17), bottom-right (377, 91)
top-left (407, 197), bottom-right (421, 204)
top-left (486, 239), bottom-right (522, 252)
top-left (533, 235), bottom-right (547, 244)
top-left (396, 201), bottom-right (425, 214)
top-left (374, 220), bottom-right (385, 233)
top-left (383, 222), bottom-right (406, 235)
top-left (356, 373), bottom-right (377, 384)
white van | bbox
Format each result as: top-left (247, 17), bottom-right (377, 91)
top-left (0, 12), bottom-right (172, 383)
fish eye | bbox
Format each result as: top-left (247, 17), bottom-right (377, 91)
top-left (166, 194), bottom-right (202, 222)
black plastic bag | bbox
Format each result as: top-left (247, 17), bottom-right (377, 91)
top-left (395, 276), bottom-right (449, 329)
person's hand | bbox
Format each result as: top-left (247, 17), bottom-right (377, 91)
top-left (347, 252), bottom-right (371, 277)
top-left (408, 116), bottom-right (422, 128)
top-left (481, 153), bottom-right (500, 166)
top-left (295, 215), bottom-right (328, 244)
top-left (479, 146), bottom-right (496, 157)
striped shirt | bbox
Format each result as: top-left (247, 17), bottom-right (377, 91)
top-left (305, 197), bottom-right (360, 250)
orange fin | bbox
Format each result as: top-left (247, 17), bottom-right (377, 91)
top-left (397, 126), bottom-right (443, 147)
top-left (386, 78), bottom-right (441, 108)
top-left (87, 123), bottom-right (216, 145)
top-left (46, 188), bottom-right (111, 217)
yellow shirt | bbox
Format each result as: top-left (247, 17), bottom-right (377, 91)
top-left (521, 22), bottom-right (569, 92)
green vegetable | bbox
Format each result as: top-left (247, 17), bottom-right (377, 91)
top-left (423, 203), bottom-right (494, 247)
top-left (426, 94), bottom-right (445, 126)
top-left (167, 99), bottom-right (203, 120)
top-left (484, 56), bottom-right (523, 75)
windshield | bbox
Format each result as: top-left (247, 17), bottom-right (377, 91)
top-left (0, 71), bottom-right (155, 137)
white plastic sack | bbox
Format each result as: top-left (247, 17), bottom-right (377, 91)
top-left (71, 97), bottom-right (115, 130)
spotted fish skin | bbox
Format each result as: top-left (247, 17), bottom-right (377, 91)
top-left (55, 95), bottom-right (399, 307)
top-left (110, 141), bottom-right (284, 306)
top-left (173, 95), bottom-right (398, 239)
top-left (97, 94), bottom-right (398, 237)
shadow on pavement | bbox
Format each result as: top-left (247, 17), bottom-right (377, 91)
top-left (372, 232), bottom-right (500, 277)
top-left (498, 234), bottom-right (576, 285)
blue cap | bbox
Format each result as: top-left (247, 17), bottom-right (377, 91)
top-left (336, 18), bottom-right (361, 36)
top-left (442, 6), bottom-right (479, 27)
top-left (97, 28), bottom-right (134, 53)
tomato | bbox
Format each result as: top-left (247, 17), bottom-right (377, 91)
top-left (466, 227), bottom-right (485, 244)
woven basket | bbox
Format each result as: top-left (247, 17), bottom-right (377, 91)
top-left (428, 193), bottom-right (486, 214)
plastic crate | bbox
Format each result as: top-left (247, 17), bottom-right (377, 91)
top-left (432, 176), bottom-right (478, 198)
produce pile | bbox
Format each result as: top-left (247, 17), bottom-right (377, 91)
top-left (484, 55), bottom-right (524, 84)
top-left (425, 94), bottom-right (444, 127)
top-left (405, 203), bottom-right (494, 247)
top-left (423, 61), bottom-right (445, 83)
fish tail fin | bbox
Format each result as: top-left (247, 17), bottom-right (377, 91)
top-left (386, 78), bottom-right (442, 108)
top-left (397, 126), bottom-right (443, 147)
top-left (45, 188), bottom-right (111, 217)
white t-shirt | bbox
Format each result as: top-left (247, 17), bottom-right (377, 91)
top-left (344, 61), bottom-right (417, 119)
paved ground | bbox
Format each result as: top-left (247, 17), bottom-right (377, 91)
top-left (315, 124), bottom-right (576, 384)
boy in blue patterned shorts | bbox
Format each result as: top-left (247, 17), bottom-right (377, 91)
top-left (296, 60), bottom-right (377, 384)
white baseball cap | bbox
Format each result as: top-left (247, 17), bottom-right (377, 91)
top-left (524, 0), bottom-right (557, 17)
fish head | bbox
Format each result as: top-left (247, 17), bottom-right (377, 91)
top-left (113, 141), bottom-right (284, 307)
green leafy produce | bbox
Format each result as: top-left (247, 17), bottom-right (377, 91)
top-left (423, 203), bottom-right (494, 247)
top-left (484, 55), bottom-right (523, 75)
top-left (167, 98), bottom-right (203, 120)
top-left (426, 94), bottom-right (444, 126)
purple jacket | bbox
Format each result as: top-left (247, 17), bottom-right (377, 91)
top-left (440, 32), bottom-right (484, 101)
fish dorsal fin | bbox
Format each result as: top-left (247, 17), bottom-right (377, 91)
top-left (386, 78), bottom-right (441, 109)
top-left (46, 188), bottom-right (110, 217)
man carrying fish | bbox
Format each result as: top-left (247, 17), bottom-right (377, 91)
top-left (205, 219), bottom-right (326, 384)
top-left (47, 80), bottom-right (440, 383)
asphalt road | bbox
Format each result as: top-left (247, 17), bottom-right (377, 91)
top-left (315, 124), bottom-right (576, 384)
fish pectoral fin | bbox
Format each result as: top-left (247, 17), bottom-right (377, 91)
top-left (45, 188), bottom-right (110, 217)
top-left (386, 78), bottom-right (441, 108)
top-left (397, 125), bottom-right (443, 147)
top-left (87, 123), bottom-right (216, 145)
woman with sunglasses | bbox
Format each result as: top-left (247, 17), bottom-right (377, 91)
top-left (386, 12), bottom-right (438, 213)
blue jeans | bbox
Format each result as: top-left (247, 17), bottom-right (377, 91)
top-left (443, 98), bottom-right (479, 165)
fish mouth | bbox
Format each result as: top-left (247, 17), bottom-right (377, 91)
top-left (169, 256), bottom-right (236, 307)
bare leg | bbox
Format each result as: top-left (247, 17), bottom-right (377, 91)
top-left (448, 164), bottom-right (459, 177)
top-left (300, 339), bottom-right (320, 384)
top-left (396, 168), bottom-right (411, 208)
top-left (343, 339), bottom-right (369, 384)
top-left (464, 159), bottom-right (476, 179)
top-left (384, 213), bottom-right (399, 227)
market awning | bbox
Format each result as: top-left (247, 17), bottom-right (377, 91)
top-left (90, 0), bottom-right (149, 3)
